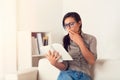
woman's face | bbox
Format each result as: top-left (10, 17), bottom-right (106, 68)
top-left (64, 17), bottom-right (81, 33)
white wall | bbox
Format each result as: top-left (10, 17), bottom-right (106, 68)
top-left (63, 0), bottom-right (120, 59)
top-left (0, 0), bottom-right (17, 80)
top-left (17, 0), bottom-right (64, 43)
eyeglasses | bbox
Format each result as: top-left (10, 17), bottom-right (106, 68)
top-left (64, 22), bottom-right (76, 28)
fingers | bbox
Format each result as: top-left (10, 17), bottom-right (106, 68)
top-left (45, 50), bottom-right (51, 58)
top-left (47, 50), bottom-right (55, 57)
top-left (68, 30), bottom-right (80, 40)
top-left (68, 31), bottom-right (76, 40)
top-left (69, 30), bottom-right (75, 35)
top-left (56, 55), bottom-right (61, 60)
top-left (46, 50), bottom-right (61, 60)
top-left (66, 28), bottom-right (74, 35)
top-left (53, 51), bottom-right (58, 57)
top-left (53, 51), bottom-right (61, 60)
top-left (45, 50), bottom-right (61, 66)
top-left (68, 30), bottom-right (74, 40)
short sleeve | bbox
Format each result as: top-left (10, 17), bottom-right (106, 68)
top-left (89, 36), bottom-right (97, 60)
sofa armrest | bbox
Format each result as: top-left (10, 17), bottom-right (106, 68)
top-left (18, 67), bottom-right (38, 80)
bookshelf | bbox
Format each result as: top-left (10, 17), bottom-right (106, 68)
top-left (31, 32), bottom-right (51, 67)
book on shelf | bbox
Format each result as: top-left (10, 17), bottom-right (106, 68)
top-left (31, 37), bottom-right (39, 55)
top-left (43, 36), bottom-right (48, 46)
top-left (37, 33), bottom-right (43, 54)
top-left (40, 43), bottom-right (73, 62)
top-left (32, 32), bottom-right (49, 55)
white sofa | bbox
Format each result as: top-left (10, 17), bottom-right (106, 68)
top-left (18, 58), bottom-right (120, 80)
top-left (38, 58), bottom-right (120, 80)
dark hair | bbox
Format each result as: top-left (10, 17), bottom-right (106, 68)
top-left (63, 12), bottom-right (82, 51)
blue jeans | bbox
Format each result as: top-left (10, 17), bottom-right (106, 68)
top-left (57, 70), bottom-right (91, 80)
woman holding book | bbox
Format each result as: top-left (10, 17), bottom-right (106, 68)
top-left (46, 12), bottom-right (97, 80)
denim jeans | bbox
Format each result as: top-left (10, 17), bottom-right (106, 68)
top-left (57, 70), bottom-right (91, 80)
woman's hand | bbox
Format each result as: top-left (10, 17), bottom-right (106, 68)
top-left (46, 50), bottom-right (61, 66)
top-left (68, 30), bottom-right (83, 45)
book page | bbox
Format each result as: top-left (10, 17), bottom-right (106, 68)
top-left (40, 43), bottom-right (73, 62)
top-left (51, 43), bottom-right (73, 61)
top-left (40, 45), bottom-right (51, 56)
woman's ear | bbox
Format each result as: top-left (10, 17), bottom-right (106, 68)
top-left (78, 21), bottom-right (82, 26)
top-left (79, 21), bottom-right (82, 24)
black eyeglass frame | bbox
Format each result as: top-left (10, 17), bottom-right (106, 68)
top-left (64, 22), bottom-right (76, 28)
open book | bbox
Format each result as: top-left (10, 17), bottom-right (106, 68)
top-left (40, 43), bottom-right (73, 62)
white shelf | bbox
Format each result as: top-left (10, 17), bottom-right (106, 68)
top-left (32, 55), bottom-right (41, 57)
top-left (31, 32), bottom-right (51, 67)
top-left (32, 55), bottom-right (45, 58)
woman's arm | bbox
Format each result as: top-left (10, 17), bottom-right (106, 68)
top-left (77, 37), bottom-right (96, 65)
top-left (68, 30), bottom-right (96, 65)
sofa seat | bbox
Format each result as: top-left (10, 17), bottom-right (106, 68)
top-left (38, 58), bottom-right (60, 80)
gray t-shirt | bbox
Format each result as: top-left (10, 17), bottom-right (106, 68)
top-left (63, 32), bottom-right (97, 76)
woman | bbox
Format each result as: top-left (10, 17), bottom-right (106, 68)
top-left (46, 12), bottom-right (97, 80)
